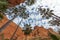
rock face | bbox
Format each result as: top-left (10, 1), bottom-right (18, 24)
top-left (8, 0), bottom-right (25, 7)
top-left (0, 16), bottom-right (25, 40)
top-left (0, 16), bottom-right (9, 28)
top-left (0, 16), bottom-right (60, 40)
top-left (29, 26), bottom-right (51, 40)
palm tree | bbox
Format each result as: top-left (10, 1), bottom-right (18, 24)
top-left (39, 7), bottom-right (60, 26)
top-left (39, 8), bottom-right (54, 19)
top-left (49, 19), bottom-right (60, 26)
top-left (10, 13), bottom-right (29, 40)
top-left (0, 4), bottom-right (28, 32)
top-left (10, 6), bottom-right (29, 40)
top-left (23, 24), bottom-right (32, 40)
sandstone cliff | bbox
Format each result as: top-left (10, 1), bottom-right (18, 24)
top-left (8, 0), bottom-right (25, 7)
top-left (0, 16), bottom-right (60, 40)
top-left (0, 16), bottom-right (25, 40)
top-left (28, 26), bottom-right (51, 40)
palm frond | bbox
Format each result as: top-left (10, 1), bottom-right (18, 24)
top-left (26, 0), bottom-right (35, 6)
top-left (39, 8), bottom-right (54, 19)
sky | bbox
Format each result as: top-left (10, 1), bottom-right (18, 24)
top-left (6, 0), bottom-right (60, 32)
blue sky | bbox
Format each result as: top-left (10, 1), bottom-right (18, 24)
top-left (6, 0), bottom-right (60, 32)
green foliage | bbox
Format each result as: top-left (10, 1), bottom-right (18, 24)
top-left (0, 13), bottom-right (3, 20)
top-left (26, 0), bottom-right (35, 6)
top-left (23, 24), bottom-right (32, 40)
top-left (50, 33), bottom-right (59, 40)
top-left (24, 29), bottom-right (32, 35)
top-left (0, 0), bottom-right (7, 2)
top-left (23, 24), bottom-right (32, 35)
top-left (0, 0), bottom-right (8, 11)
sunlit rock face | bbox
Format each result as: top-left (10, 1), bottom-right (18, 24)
top-left (28, 26), bottom-right (60, 40)
top-left (8, 0), bottom-right (25, 7)
top-left (30, 26), bottom-right (50, 39)
top-left (0, 16), bottom-right (25, 40)
top-left (0, 23), bottom-right (25, 40)
top-left (0, 16), bottom-right (59, 40)
top-left (0, 16), bottom-right (9, 28)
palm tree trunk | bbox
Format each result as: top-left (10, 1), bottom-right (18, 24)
top-left (0, 15), bottom-right (17, 32)
top-left (10, 19), bottom-right (23, 40)
top-left (25, 35), bottom-right (27, 40)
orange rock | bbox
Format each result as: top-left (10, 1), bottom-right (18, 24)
top-left (0, 15), bottom-right (59, 40)
top-left (0, 16), bottom-right (25, 40)
top-left (8, 0), bottom-right (25, 7)
top-left (30, 26), bottom-right (50, 39)
top-left (0, 16), bottom-right (9, 28)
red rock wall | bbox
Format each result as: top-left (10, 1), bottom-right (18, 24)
top-left (0, 16), bottom-right (58, 40)
top-left (8, 0), bottom-right (25, 7)
top-left (0, 16), bottom-right (25, 40)
top-left (30, 26), bottom-right (50, 39)
top-left (0, 16), bottom-right (9, 28)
